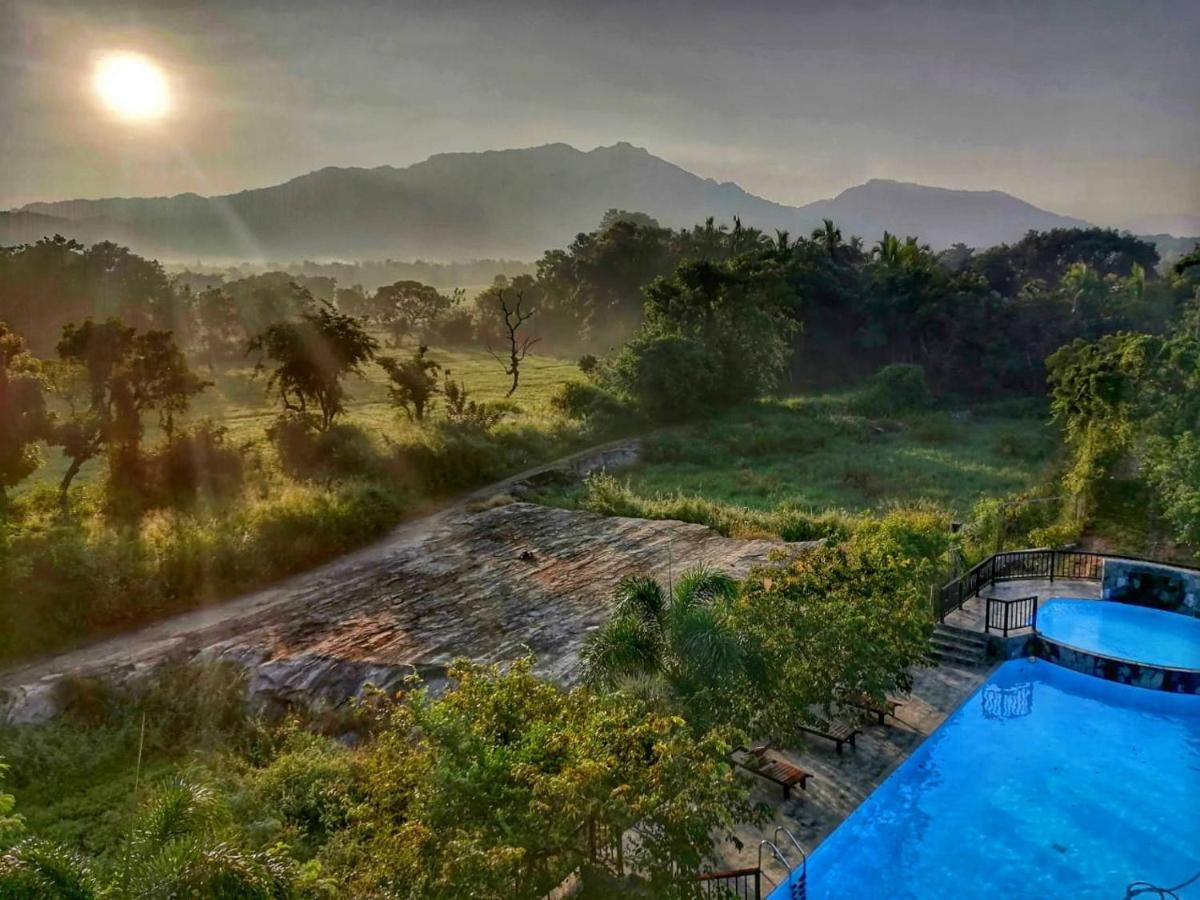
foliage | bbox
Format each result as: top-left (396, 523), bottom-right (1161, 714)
top-left (581, 569), bottom-right (767, 734)
top-left (0, 759), bottom-right (22, 845)
top-left (378, 345), bottom-right (441, 421)
top-left (734, 513), bottom-right (944, 740)
top-left (51, 319), bottom-right (210, 500)
top-left (337, 657), bottom-right (760, 898)
top-left (0, 476), bottom-right (409, 660)
top-left (367, 281), bottom-right (453, 346)
top-left (0, 323), bottom-right (48, 502)
top-left (249, 302), bottom-right (378, 431)
top-left (604, 332), bottom-right (718, 423)
top-left (853, 364), bottom-right (933, 416)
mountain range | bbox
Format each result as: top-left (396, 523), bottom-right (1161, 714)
top-left (1, 142), bottom-right (1182, 262)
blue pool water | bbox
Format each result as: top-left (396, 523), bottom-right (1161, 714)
top-left (1037, 598), bottom-right (1200, 670)
top-left (770, 660), bottom-right (1200, 899)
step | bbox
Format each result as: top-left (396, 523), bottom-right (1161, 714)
top-left (930, 635), bottom-right (987, 656)
top-left (933, 624), bottom-right (990, 647)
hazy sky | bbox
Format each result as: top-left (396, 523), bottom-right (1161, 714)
top-left (2, 0), bottom-right (1197, 228)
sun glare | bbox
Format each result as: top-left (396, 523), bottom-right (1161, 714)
top-left (93, 52), bottom-right (170, 121)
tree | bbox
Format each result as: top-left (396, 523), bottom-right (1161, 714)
top-left (488, 288), bottom-right (539, 397)
top-left (0, 323), bottom-right (48, 504)
top-left (582, 567), bottom-right (767, 733)
top-left (194, 287), bottom-right (244, 370)
top-left (249, 302), bottom-right (377, 432)
top-left (50, 319), bottom-right (210, 500)
top-left (369, 280), bottom-right (452, 345)
top-left (343, 657), bottom-right (760, 899)
top-left (605, 254), bottom-right (797, 420)
top-left (733, 511), bottom-right (944, 741)
top-left (378, 345), bottom-right (441, 422)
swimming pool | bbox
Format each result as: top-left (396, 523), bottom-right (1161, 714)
top-left (1037, 598), bottom-right (1200, 670)
top-left (769, 659), bottom-right (1200, 899)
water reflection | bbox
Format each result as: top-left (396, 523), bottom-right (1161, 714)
top-left (981, 681), bottom-right (1034, 719)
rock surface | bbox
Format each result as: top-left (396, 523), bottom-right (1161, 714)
top-left (0, 500), bottom-right (803, 721)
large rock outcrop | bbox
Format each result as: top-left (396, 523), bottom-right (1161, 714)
top-left (1, 501), bottom-right (804, 721)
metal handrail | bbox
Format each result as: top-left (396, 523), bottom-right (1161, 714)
top-left (936, 549), bottom-right (1200, 622)
top-left (984, 594), bottom-right (1038, 637)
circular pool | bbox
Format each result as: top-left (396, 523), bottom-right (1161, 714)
top-left (1036, 598), bottom-right (1200, 671)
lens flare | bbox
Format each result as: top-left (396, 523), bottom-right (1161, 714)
top-left (93, 52), bottom-right (170, 121)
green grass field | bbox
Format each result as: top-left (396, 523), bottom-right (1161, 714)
top-left (539, 394), bottom-right (1058, 524)
top-left (28, 342), bottom-right (584, 490)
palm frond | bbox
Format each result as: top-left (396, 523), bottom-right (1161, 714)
top-left (611, 574), bottom-right (667, 627)
top-left (581, 615), bottom-right (664, 686)
top-left (0, 838), bottom-right (98, 900)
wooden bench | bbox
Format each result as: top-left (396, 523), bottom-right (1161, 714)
top-left (799, 721), bottom-right (860, 754)
top-left (846, 693), bottom-right (902, 726)
top-left (731, 745), bottom-right (812, 800)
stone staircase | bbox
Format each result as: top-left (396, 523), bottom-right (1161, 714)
top-left (929, 623), bottom-right (990, 668)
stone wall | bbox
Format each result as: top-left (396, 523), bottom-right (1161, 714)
top-left (1101, 559), bottom-right (1200, 617)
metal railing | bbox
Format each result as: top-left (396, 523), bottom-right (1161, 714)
top-left (694, 867), bottom-right (762, 899)
top-left (984, 595), bottom-right (1038, 636)
top-left (935, 549), bottom-right (1200, 622)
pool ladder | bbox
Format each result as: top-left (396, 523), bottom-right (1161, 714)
top-left (758, 827), bottom-right (808, 900)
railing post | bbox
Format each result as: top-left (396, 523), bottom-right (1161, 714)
top-left (754, 868), bottom-right (761, 900)
top-left (1050, 549), bottom-right (1056, 583)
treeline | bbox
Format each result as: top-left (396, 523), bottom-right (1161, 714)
top-left (170, 257), bottom-right (535, 295)
top-left (1047, 249), bottom-right (1200, 555)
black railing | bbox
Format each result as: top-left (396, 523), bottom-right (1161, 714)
top-left (984, 595), bottom-right (1038, 636)
top-left (585, 818), bottom-right (624, 876)
top-left (935, 549), bottom-right (1199, 622)
top-left (693, 867), bottom-right (762, 900)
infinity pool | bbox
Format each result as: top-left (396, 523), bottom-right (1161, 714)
top-left (770, 660), bottom-right (1200, 899)
top-left (1037, 598), bottom-right (1200, 670)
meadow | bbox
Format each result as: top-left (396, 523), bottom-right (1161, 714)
top-left (535, 394), bottom-right (1058, 541)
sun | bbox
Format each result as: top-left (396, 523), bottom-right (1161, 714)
top-left (93, 52), bottom-right (170, 121)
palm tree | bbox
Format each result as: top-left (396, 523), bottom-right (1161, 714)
top-left (812, 218), bottom-right (843, 260)
top-left (0, 778), bottom-right (292, 900)
top-left (582, 567), bottom-right (766, 728)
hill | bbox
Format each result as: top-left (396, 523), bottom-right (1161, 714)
top-left (1, 142), bottom-right (1135, 260)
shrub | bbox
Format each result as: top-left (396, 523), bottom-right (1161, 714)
top-left (269, 415), bottom-right (383, 482)
top-left (253, 731), bottom-right (360, 844)
top-left (549, 381), bottom-right (628, 429)
top-left (604, 332), bottom-right (719, 423)
top-left (149, 422), bottom-right (244, 503)
top-left (854, 364), bottom-right (933, 416)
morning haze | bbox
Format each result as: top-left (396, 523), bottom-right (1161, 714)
top-left (1, 3), bottom-right (1199, 898)
top-left (2, 0), bottom-right (1197, 230)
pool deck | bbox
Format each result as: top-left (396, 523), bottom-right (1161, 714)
top-left (944, 578), bottom-right (1101, 633)
top-left (717, 577), bottom-right (1104, 887)
top-left (717, 660), bottom-right (991, 886)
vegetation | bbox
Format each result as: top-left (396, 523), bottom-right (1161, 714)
top-left (1, 214), bottom-right (1197, 895)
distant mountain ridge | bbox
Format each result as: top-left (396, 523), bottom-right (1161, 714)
top-left (0, 142), bottom-right (1172, 261)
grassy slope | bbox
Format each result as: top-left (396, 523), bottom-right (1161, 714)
top-left (541, 395), bottom-right (1056, 523)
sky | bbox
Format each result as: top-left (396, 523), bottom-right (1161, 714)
top-left (1, 0), bottom-right (1198, 230)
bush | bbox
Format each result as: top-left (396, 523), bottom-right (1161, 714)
top-left (549, 381), bottom-right (628, 427)
top-left (269, 415), bottom-right (383, 482)
top-left (253, 731), bottom-right (360, 844)
top-left (854, 364), bottom-right (933, 416)
top-left (604, 332), bottom-right (719, 423)
top-left (149, 422), bottom-right (244, 503)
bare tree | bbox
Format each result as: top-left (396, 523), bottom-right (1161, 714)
top-left (488, 289), bottom-right (539, 397)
